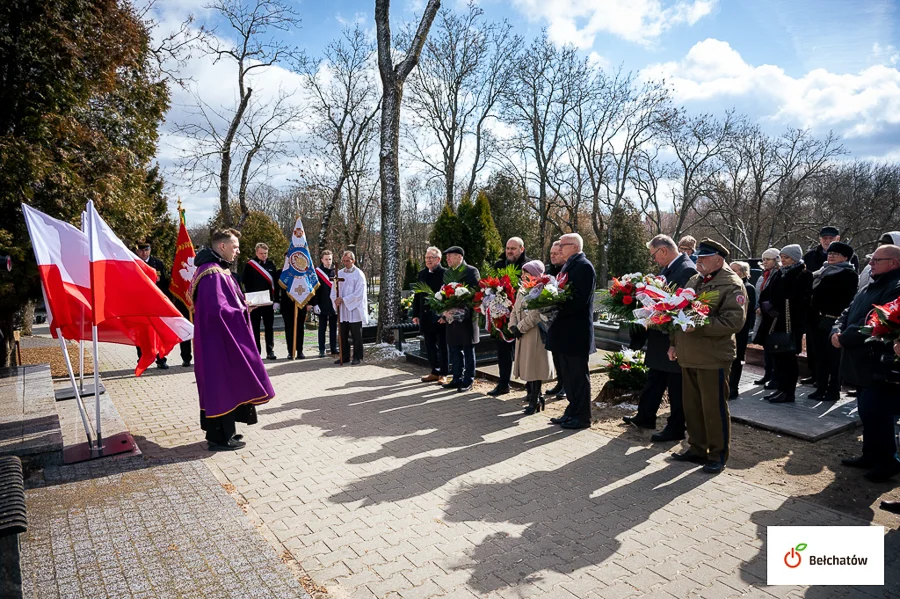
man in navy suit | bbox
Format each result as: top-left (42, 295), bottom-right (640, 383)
top-left (546, 233), bottom-right (597, 429)
top-left (623, 234), bottom-right (698, 441)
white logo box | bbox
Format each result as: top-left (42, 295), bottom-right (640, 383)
top-left (767, 526), bottom-right (884, 585)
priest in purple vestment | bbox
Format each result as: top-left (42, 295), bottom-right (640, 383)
top-left (190, 229), bottom-right (275, 451)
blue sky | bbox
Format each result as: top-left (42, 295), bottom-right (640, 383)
top-left (151, 0), bottom-right (900, 223)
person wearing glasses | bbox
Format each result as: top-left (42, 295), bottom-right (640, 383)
top-left (752, 248), bottom-right (781, 387)
top-left (623, 234), bottom-right (697, 441)
top-left (546, 233), bottom-right (596, 429)
top-left (832, 244), bottom-right (900, 483)
top-left (857, 231), bottom-right (900, 292)
top-left (413, 247), bottom-right (449, 384)
top-left (808, 242), bottom-right (857, 401)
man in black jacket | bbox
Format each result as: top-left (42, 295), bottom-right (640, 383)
top-left (242, 242), bottom-right (279, 360)
top-left (413, 247), bottom-right (448, 383)
top-left (832, 244), bottom-right (900, 483)
top-left (488, 237), bottom-right (529, 396)
top-left (544, 241), bottom-right (567, 398)
top-left (547, 233), bottom-right (596, 429)
top-left (135, 242), bottom-right (171, 369)
top-left (623, 234), bottom-right (697, 440)
top-left (442, 246), bottom-right (480, 393)
top-left (309, 250), bottom-right (338, 358)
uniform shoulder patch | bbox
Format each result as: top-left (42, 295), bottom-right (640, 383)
top-left (736, 293), bottom-right (746, 305)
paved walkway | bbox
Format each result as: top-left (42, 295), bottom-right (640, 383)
top-left (29, 338), bottom-right (900, 598)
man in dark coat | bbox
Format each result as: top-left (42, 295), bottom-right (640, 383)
top-left (544, 241), bottom-right (567, 399)
top-left (413, 246), bottom-right (448, 383)
top-left (488, 237), bottom-right (529, 396)
top-left (242, 242), bottom-right (279, 360)
top-left (801, 226), bottom-right (859, 384)
top-left (135, 241), bottom-right (172, 369)
top-left (441, 246), bottom-right (480, 393)
top-left (809, 241), bottom-right (858, 400)
top-left (309, 250), bottom-right (338, 357)
top-left (547, 233), bottom-right (596, 429)
top-left (832, 244), bottom-right (900, 483)
top-left (624, 234), bottom-right (697, 441)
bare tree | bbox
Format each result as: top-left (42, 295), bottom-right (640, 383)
top-left (136, 0), bottom-right (210, 87)
top-left (296, 25), bottom-right (380, 255)
top-left (179, 0), bottom-right (299, 227)
top-left (375, 0), bottom-right (441, 342)
top-left (404, 2), bottom-right (518, 207)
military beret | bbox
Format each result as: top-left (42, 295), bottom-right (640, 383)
top-left (444, 246), bottom-right (465, 257)
top-left (827, 241), bottom-right (853, 259)
top-left (695, 238), bottom-right (729, 259)
top-left (819, 226), bottom-right (840, 237)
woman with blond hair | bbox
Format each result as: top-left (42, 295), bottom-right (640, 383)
top-left (509, 260), bottom-right (555, 415)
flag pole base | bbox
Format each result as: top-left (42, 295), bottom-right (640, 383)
top-left (63, 432), bottom-right (136, 464)
top-left (55, 381), bottom-right (105, 401)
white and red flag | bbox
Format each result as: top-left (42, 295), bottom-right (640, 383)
top-left (22, 204), bottom-right (93, 342)
top-left (85, 201), bottom-right (193, 375)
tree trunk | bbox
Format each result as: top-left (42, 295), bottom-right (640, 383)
top-left (22, 300), bottom-right (34, 336)
top-left (219, 88), bottom-right (253, 227)
top-left (318, 174), bottom-right (346, 255)
top-left (377, 82), bottom-right (404, 343)
top-left (0, 310), bottom-right (15, 367)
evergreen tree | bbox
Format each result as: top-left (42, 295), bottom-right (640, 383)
top-left (429, 204), bottom-right (462, 260)
top-left (483, 173), bottom-right (540, 258)
top-left (403, 258), bottom-right (419, 289)
top-left (211, 205), bottom-right (288, 275)
top-left (606, 206), bottom-right (651, 281)
top-left (458, 192), bottom-right (502, 269)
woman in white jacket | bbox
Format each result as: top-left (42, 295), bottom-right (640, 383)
top-left (509, 260), bottom-right (555, 415)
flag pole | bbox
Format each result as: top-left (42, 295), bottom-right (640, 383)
top-left (292, 300), bottom-right (299, 359)
top-left (58, 329), bottom-right (94, 446)
top-left (86, 202), bottom-right (103, 452)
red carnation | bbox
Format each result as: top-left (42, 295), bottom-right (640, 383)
top-left (622, 295), bottom-right (634, 305)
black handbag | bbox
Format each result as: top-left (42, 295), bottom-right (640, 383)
top-left (766, 299), bottom-right (798, 354)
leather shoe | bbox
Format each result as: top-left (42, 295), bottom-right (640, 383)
top-left (351, 358), bottom-right (361, 365)
top-left (670, 451), bottom-right (705, 464)
top-left (764, 380), bottom-right (778, 390)
top-left (841, 455), bottom-right (875, 469)
top-left (555, 391), bottom-right (567, 399)
top-left (441, 380), bottom-right (461, 389)
top-left (767, 392), bottom-right (795, 403)
top-left (560, 419), bottom-right (590, 430)
top-left (753, 376), bottom-right (770, 385)
top-left (421, 373), bottom-right (440, 383)
top-left (545, 384), bottom-right (563, 395)
top-left (550, 415), bottom-right (571, 425)
top-left (623, 415), bottom-right (655, 429)
top-left (319, 350), bottom-right (326, 358)
top-left (487, 386), bottom-right (510, 397)
top-left (156, 361), bottom-right (170, 370)
top-left (864, 461), bottom-right (900, 483)
top-left (297, 352), bottom-right (306, 359)
top-left (807, 389), bottom-right (826, 400)
top-left (457, 383), bottom-right (473, 393)
top-left (702, 461), bottom-right (725, 474)
top-left (266, 354), bottom-right (278, 361)
top-left (880, 501), bottom-right (900, 514)
top-left (651, 429), bottom-right (685, 442)
top-left (208, 438), bottom-right (246, 451)
top-left (799, 376), bottom-right (816, 386)
top-left (762, 391), bottom-right (781, 401)
top-left (182, 360), bottom-right (192, 367)
top-left (436, 376), bottom-right (450, 385)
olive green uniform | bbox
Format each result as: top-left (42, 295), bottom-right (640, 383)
top-left (671, 265), bottom-right (747, 464)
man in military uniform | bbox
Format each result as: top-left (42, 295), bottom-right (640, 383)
top-left (135, 241), bottom-right (171, 369)
top-left (488, 237), bottom-right (529, 396)
top-left (668, 238), bottom-right (747, 474)
top-left (242, 242), bottom-right (279, 360)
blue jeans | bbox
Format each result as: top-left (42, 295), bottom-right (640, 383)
top-left (450, 344), bottom-right (475, 385)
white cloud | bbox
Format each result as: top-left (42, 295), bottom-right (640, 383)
top-left (872, 42), bottom-right (900, 66)
top-left (510, 0), bottom-right (717, 48)
top-left (644, 39), bottom-right (900, 141)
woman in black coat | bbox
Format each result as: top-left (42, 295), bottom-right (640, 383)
top-left (757, 245), bottom-right (812, 403)
top-left (729, 261), bottom-right (757, 398)
top-left (809, 242), bottom-right (858, 400)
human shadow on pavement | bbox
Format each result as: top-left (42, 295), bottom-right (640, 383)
top-left (739, 469), bottom-right (900, 597)
top-left (436, 441), bottom-right (705, 594)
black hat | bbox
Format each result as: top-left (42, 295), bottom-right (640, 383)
top-left (695, 238), bottom-right (729, 259)
top-left (136, 242), bottom-right (151, 250)
top-left (819, 226), bottom-right (840, 237)
top-left (827, 241), bottom-right (853, 259)
top-left (444, 246), bottom-right (465, 257)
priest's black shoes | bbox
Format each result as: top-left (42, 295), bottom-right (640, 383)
top-left (881, 501), bottom-right (900, 514)
top-left (651, 429), bottom-right (685, 442)
top-left (622, 415), bottom-right (655, 429)
top-left (208, 437), bottom-right (246, 451)
top-left (487, 385), bottom-right (510, 397)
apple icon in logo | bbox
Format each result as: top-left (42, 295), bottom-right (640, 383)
top-left (784, 543), bottom-right (807, 568)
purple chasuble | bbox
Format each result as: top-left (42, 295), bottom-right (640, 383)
top-left (191, 260), bottom-right (274, 418)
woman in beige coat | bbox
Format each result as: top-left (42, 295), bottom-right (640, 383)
top-left (509, 260), bottom-right (555, 414)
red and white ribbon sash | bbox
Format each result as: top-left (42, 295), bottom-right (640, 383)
top-left (248, 260), bottom-right (274, 290)
top-left (316, 267), bottom-right (333, 288)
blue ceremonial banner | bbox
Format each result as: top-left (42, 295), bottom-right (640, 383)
top-left (279, 216), bottom-right (319, 306)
